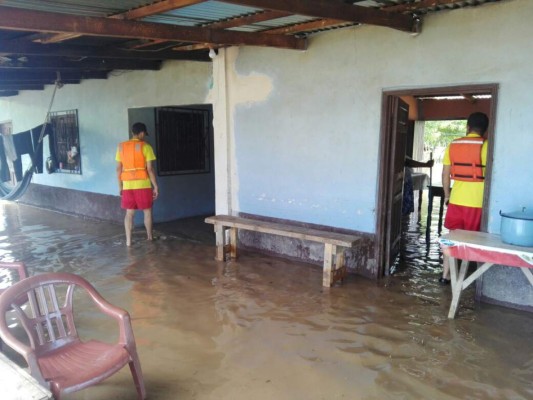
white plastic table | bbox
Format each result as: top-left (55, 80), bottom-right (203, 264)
top-left (411, 172), bottom-right (429, 211)
top-left (439, 230), bottom-right (533, 319)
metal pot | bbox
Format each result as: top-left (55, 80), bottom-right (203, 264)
top-left (499, 208), bottom-right (533, 247)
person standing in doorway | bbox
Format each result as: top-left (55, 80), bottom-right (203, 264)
top-left (440, 112), bottom-right (489, 284)
top-left (116, 122), bottom-right (159, 246)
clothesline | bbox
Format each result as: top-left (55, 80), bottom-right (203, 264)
top-left (0, 78), bottom-right (61, 201)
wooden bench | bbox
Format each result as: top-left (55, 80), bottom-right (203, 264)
top-left (205, 215), bottom-right (360, 287)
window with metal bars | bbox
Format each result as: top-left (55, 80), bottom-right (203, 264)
top-left (155, 107), bottom-right (210, 176)
top-left (49, 110), bottom-right (81, 174)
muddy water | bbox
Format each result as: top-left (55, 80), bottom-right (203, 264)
top-left (0, 202), bottom-right (532, 400)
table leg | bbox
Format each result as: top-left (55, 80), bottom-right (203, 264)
top-left (461, 262), bottom-right (493, 290)
top-left (448, 259), bottom-right (468, 319)
top-left (449, 256), bottom-right (458, 292)
top-left (426, 189), bottom-right (434, 235)
top-left (438, 195), bottom-right (445, 234)
top-left (520, 267), bottom-right (533, 286)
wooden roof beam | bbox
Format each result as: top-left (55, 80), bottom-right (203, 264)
top-left (220, 0), bottom-right (420, 33)
top-left (0, 91), bottom-right (19, 97)
top-left (41, 0), bottom-right (208, 44)
top-left (263, 18), bottom-right (349, 35)
top-left (0, 57), bottom-right (162, 71)
top-left (0, 70), bottom-right (108, 82)
top-left (173, 9), bottom-right (292, 51)
top-left (383, 0), bottom-right (464, 13)
top-left (0, 40), bottom-right (210, 61)
top-left (114, 0), bottom-right (208, 20)
top-left (0, 6), bottom-right (305, 50)
top-left (204, 10), bottom-right (292, 30)
top-left (0, 83), bottom-right (45, 91)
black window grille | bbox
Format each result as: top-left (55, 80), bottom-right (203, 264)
top-left (155, 107), bottom-right (210, 176)
top-left (49, 110), bottom-right (81, 174)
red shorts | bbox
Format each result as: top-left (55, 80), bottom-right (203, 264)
top-left (121, 188), bottom-right (153, 210)
top-left (444, 203), bottom-right (482, 231)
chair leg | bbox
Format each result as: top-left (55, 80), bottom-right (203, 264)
top-left (129, 352), bottom-right (147, 400)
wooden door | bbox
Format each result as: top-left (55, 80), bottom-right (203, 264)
top-left (384, 97), bottom-right (409, 272)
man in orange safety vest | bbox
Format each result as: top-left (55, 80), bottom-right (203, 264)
top-left (440, 112), bottom-right (489, 284)
top-left (116, 122), bottom-right (159, 246)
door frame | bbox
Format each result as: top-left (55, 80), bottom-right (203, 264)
top-left (375, 84), bottom-right (499, 278)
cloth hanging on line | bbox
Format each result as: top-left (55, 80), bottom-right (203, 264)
top-left (0, 123), bottom-right (51, 200)
top-left (12, 130), bottom-right (33, 181)
top-left (0, 79), bottom-right (61, 201)
top-left (9, 123), bottom-right (49, 181)
top-left (0, 138), bottom-right (10, 182)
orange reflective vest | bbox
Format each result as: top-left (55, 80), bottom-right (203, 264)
top-left (119, 140), bottom-right (148, 181)
top-left (449, 136), bottom-right (485, 182)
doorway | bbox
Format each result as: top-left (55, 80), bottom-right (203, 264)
top-left (375, 84), bottom-right (498, 277)
top-left (127, 105), bottom-right (216, 224)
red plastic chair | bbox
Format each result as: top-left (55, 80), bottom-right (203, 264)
top-left (0, 261), bottom-right (28, 350)
top-left (0, 261), bottom-right (28, 294)
top-left (0, 272), bottom-right (146, 399)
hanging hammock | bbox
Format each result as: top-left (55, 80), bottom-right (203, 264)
top-left (0, 76), bottom-right (62, 201)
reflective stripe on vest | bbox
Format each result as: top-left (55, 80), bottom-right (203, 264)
top-left (449, 137), bottom-right (485, 182)
top-left (119, 140), bottom-right (148, 181)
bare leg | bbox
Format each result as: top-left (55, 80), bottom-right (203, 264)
top-left (124, 209), bottom-right (135, 246)
top-left (143, 208), bottom-right (153, 241)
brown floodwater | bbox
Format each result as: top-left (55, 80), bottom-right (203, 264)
top-left (0, 201), bottom-right (532, 400)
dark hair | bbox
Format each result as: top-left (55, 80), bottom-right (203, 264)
top-left (131, 122), bottom-right (147, 136)
top-left (467, 112), bottom-right (489, 134)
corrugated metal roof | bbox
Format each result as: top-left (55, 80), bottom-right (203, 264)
top-left (0, 0), bottom-right (510, 95)
top-left (0, 0), bottom-right (506, 30)
top-left (0, 0), bottom-right (147, 16)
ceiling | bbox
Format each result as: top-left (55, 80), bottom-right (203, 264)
top-left (0, 0), bottom-right (504, 97)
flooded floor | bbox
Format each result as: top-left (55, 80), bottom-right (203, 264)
top-left (0, 201), bottom-right (532, 400)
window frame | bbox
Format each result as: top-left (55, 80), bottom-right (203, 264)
top-left (154, 107), bottom-right (211, 176)
top-left (49, 109), bottom-right (81, 174)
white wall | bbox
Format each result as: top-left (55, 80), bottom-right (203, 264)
top-left (0, 60), bottom-right (212, 200)
top-left (212, 0), bottom-right (533, 235)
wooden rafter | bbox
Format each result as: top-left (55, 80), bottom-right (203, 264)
top-left (0, 40), bottom-right (210, 61)
top-left (173, 9), bottom-right (292, 51)
top-left (1, 70), bottom-right (108, 82)
top-left (383, 0), bottom-right (466, 13)
top-left (115, 0), bottom-right (207, 20)
top-left (0, 84), bottom-right (45, 91)
top-left (0, 6), bottom-right (305, 50)
top-left (263, 18), bottom-right (349, 35)
top-left (0, 57), bottom-right (162, 71)
top-left (220, 0), bottom-right (418, 33)
top-left (204, 10), bottom-right (291, 30)
top-left (41, 0), bottom-right (208, 44)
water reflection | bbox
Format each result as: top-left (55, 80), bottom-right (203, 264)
top-left (0, 201), bottom-right (531, 400)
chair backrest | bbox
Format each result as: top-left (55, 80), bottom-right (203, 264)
top-left (0, 262), bottom-right (27, 292)
top-left (0, 262), bottom-right (28, 308)
top-left (0, 273), bottom-right (86, 357)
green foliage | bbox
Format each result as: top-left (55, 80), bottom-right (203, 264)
top-left (424, 120), bottom-right (466, 152)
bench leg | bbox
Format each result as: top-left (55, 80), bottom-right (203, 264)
top-left (332, 249), bottom-right (347, 285)
top-left (214, 225), bottom-right (238, 261)
top-left (323, 244), bottom-right (334, 287)
top-left (323, 244), bottom-right (348, 287)
top-left (214, 225), bottom-right (226, 261)
top-left (229, 227), bottom-right (238, 259)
